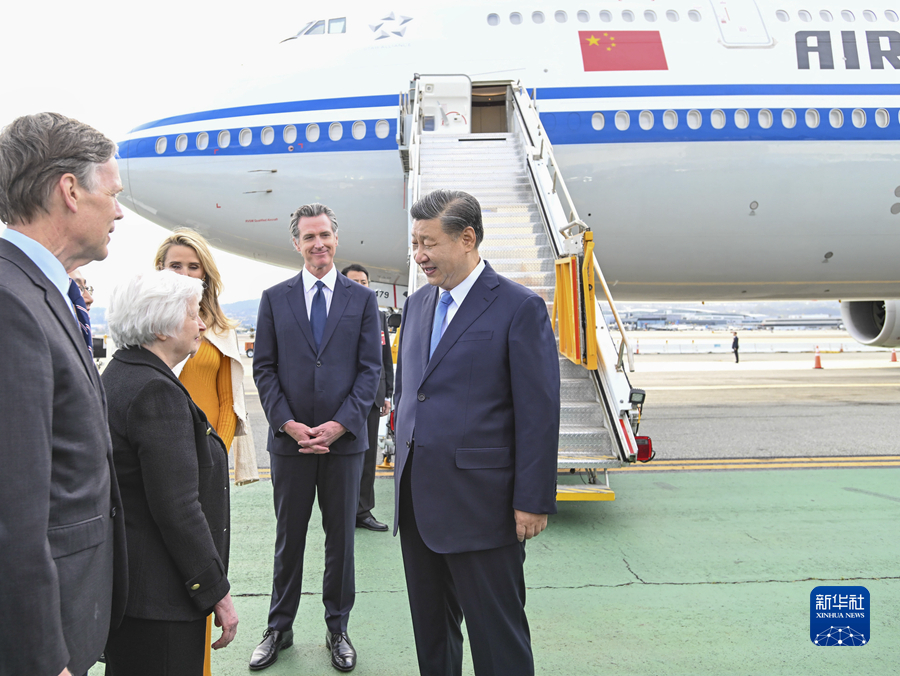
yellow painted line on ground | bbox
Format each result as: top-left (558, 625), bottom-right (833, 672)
top-left (235, 457), bottom-right (900, 481)
top-left (610, 461), bottom-right (900, 472)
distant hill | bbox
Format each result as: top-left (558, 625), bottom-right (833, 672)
top-left (89, 299), bottom-right (260, 333)
top-left (90, 298), bottom-right (842, 334)
top-left (223, 299), bottom-right (260, 329)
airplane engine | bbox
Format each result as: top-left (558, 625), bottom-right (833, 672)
top-left (840, 301), bottom-right (900, 348)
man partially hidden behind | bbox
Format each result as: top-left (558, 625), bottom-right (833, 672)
top-left (393, 189), bottom-right (560, 675)
top-left (0, 113), bottom-right (127, 676)
top-left (251, 204), bottom-right (381, 672)
top-left (342, 263), bottom-right (394, 532)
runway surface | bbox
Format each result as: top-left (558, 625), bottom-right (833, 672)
top-left (91, 335), bottom-right (900, 675)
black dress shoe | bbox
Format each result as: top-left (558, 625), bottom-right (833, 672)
top-left (249, 628), bottom-right (293, 671)
top-left (326, 631), bottom-right (357, 672)
top-left (356, 515), bottom-right (388, 531)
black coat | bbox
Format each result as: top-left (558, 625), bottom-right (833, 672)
top-left (103, 346), bottom-right (230, 621)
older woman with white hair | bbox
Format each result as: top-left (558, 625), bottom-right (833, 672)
top-left (101, 270), bottom-right (238, 676)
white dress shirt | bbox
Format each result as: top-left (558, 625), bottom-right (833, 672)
top-left (302, 265), bottom-right (337, 318)
top-left (436, 258), bottom-right (486, 340)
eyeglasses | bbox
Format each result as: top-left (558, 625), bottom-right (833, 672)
top-left (77, 285), bottom-right (94, 295)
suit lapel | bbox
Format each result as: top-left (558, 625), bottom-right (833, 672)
top-left (45, 287), bottom-right (99, 385)
top-left (285, 272), bottom-right (317, 353)
top-left (422, 268), bottom-right (498, 383)
top-left (318, 273), bottom-right (350, 355)
top-left (0, 240), bottom-right (98, 385)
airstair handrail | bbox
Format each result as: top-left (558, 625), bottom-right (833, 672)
top-left (510, 84), bottom-right (635, 372)
top-left (400, 80), bottom-right (425, 296)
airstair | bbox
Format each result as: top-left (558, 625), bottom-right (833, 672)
top-left (397, 75), bottom-right (651, 500)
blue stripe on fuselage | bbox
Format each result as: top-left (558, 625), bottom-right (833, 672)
top-left (130, 95), bottom-right (399, 132)
top-left (129, 84), bottom-right (900, 132)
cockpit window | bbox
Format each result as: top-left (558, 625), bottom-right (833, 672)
top-left (281, 18), bottom-right (346, 42)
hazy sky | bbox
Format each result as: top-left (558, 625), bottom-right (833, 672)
top-left (0, 1), bottom-right (372, 305)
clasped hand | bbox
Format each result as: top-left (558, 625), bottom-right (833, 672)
top-left (284, 420), bottom-right (346, 453)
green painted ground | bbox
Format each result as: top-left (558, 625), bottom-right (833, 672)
top-left (92, 468), bottom-right (900, 675)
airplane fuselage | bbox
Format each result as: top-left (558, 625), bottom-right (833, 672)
top-left (117, 0), bottom-right (900, 302)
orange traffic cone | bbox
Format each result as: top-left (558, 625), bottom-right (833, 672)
top-left (813, 346), bottom-right (823, 369)
top-left (635, 341), bottom-right (640, 355)
top-left (891, 349), bottom-right (897, 363)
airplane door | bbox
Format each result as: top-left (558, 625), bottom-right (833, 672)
top-left (418, 75), bottom-right (472, 135)
top-left (709, 0), bottom-right (773, 47)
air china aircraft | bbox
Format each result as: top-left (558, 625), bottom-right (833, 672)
top-left (117, 0), bottom-right (900, 346)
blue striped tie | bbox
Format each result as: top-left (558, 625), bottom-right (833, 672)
top-left (67, 279), bottom-right (93, 357)
top-left (429, 291), bottom-right (453, 359)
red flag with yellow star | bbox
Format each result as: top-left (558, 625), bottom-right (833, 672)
top-left (579, 31), bottom-right (668, 71)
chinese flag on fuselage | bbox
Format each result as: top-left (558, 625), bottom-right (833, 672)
top-left (579, 31), bottom-right (668, 71)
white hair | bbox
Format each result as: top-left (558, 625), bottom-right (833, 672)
top-left (107, 270), bottom-right (204, 348)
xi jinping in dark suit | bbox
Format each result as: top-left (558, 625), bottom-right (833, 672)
top-left (393, 190), bottom-right (560, 676)
top-left (251, 203), bottom-right (381, 672)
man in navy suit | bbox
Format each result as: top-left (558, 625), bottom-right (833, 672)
top-left (393, 190), bottom-right (560, 675)
top-left (251, 203), bottom-right (382, 672)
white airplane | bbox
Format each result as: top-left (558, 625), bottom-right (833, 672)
top-left (117, 0), bottom-right (900, 346)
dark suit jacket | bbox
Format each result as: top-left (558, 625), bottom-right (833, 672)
top-left (393, 261), bottom-right (560, 554)
top-left (376, 310), bottom-right (395, 405)
top-left (0, 238), bottom-right (126, 676)
top-left (254, 269), bottom-right (382, 455)
top-left (102, 347), bottom-right (231, 620)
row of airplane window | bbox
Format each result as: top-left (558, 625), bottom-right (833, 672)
top-left (778, 9), bottom-right (899, 22)
top-left (153, 107), bottom-right (897, 154)
top-left (487, 9), bottom-right (702, 24)
top-left (588, 108), bottom-right (898, 132)
top-left (486, 8), bottom-right (899, 25)
top-left (154, 120), bottom-right (392, 154)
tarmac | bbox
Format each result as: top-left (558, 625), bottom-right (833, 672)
top-left (89, 331), bottom-right (900, 675)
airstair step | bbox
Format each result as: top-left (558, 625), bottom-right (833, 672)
top-left (480, 245), bottom-right (554, 260)
top-left (420, 134), bottom-right (514, 144)
top-left (560, 402), bottom-right (605, 426)
top-left (492, 271), bottom-right (555, 287)
top-left (420, 180), bottom-right (531, 192)
top-left (486, 259), bottom-right (556, 274)
top-left (483, 223), bottom-right (546, 236)
top-left (422, 183), bottom-right (534, 193)
top-left (559, 427), bottom-right (613, 454)
top-left (560, 378), bottom-right (598, 400)
top-left (419, 166), bottom-right (527, 178)
top-left (557, 454), bottom-right (622, 469)
top-left (420, 151), bottom-right (522, 161)
top-left (526, 286), bottom-right (555, 302)
top-left (559, 358), bottom-right (591, 379)
top-left (480, 232), bottom-right (548, 245)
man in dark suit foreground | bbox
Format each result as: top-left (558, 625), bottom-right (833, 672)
top-left (0, 113), bottom-right (127, 676)
top-left (251, 204), bottom-right (381, 672)
top-left (342, 263), bottom-right (395, 532)
top-left (393, 190), bottom-right (560, 675)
